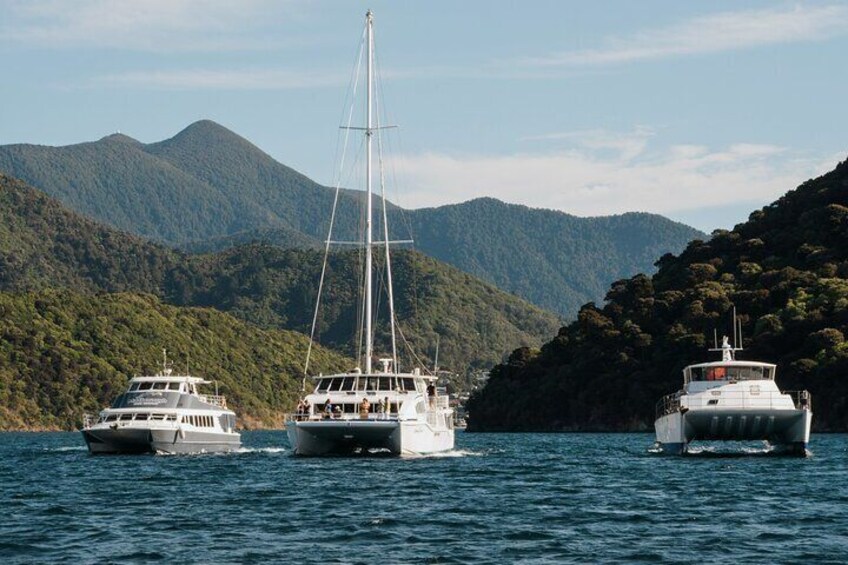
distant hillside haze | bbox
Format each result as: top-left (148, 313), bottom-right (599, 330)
top-left (468, 157), bottom-right (848, 432)
top-left (0, 120), bottom-right (703, 317)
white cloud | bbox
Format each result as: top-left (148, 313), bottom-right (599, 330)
top-left (517, 4), bottom-right (848, 67)
top-left (1, 0), bottom-right (302, 52)
top-left (389, 132), bottom-right (842, 228)
top-left (92, 68), bottom-right (347, 90)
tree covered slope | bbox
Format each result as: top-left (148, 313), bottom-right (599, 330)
top-left (0, 121), bottom-right (702, 317)
top-left (0, 174), bottom-right (558, 379)
top-left (0, 291), bottom-right (347, 430)
top-left (468, 158), bottom-right (848, 432)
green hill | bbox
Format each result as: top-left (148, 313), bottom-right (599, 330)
top-left (0, 121), bottom-right (702, 317)
top-left (401, 198), bottom-right (702, 316)
top-left (467, 157), bottom-right (848, 432)
top-left (0, 173), bottom-right (558, 378)
top-left (0, 290), bottom-right (348, 431)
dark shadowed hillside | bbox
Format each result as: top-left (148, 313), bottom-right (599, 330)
top-left (0, 121), bottom-right (702, 317)
top-left (468, 158), bottom-right (848, 432)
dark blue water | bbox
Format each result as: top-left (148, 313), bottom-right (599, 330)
top-left (1, 432), bottom-right (846, 564)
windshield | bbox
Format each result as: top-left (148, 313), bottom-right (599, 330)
top-left (689, 365), bottom-right (773, 382)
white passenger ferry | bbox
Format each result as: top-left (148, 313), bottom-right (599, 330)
top-left (286, 11), bottom-right (454, 456)
top-left (81, 351), bottom-right (241, 454)
top-left (654, 322), bottom-right (812, 455)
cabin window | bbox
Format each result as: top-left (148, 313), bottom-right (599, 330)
top-left (119, 414), bottom-right (133, 421)
top-left (328, 378), bottom-right (343, 392)
top-left (105, 415), bottom-right (118, 422)
top-left (134, 413), bottom-right (149, 421)
top-left (138, 382), bottom-right (153, 391)
top-left (129, 383), bottom-right (140, 392)
top-left (340, 377), bottom-right (354, 391)
top-left (152, 382), bottom-right (167, 390)
top-left (165, 383), bottom-right (180, 391)
top-left (400, 378), bottom-right (416, 392)
top-left (316, 379), bottom-right (329, 393)
top-left (166, 414), bottom-right (176, 421)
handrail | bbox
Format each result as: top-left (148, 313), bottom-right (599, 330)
top-left (431, 396), bottom-right (450, 410)
top-left (786, 390), bottom-right (812, 410)
top-left (198, 394), bottom-right (227, 408)
top-left (284, 412), bottom-right (398, 422)
top-left (656, 389), bottom-right (811, 419)
top-left (655, 393), bottom-right (681, 420)
top-left (82, 412), bottom-right (98, 429)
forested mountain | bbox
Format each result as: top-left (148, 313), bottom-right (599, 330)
top-left (0, 174), bottom-right (558, 379)
top-left (0, 121), bottom-right (702, 316)
top-left (0, 291), bottom-right (347, 430)
top-left (401, 199), bottom-right (702, 316)
top-left (468, 158), bottom-right (848, 432)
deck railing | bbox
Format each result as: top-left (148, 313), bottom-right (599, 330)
top-left (656, 390), bottom-right (811, 419)
top-left (82, 412), bottom-right (99, 429)
top-left (430, 396), bottom-right (450, 410)
top-left (285, 412), bottom-right (398, 422)
top-left (198, 394), bottom-right (227, 407)
top-left (655, 393), bottom-right (681, 420)
top-left (786, 390), bottom-right (812, 411)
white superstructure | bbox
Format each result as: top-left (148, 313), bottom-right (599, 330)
top-left (286, 11), bottom-right (454, 456)
top-left (654, 332), bottom-right (812, 455)
top-left (81, 351), bottom-right (241, 454)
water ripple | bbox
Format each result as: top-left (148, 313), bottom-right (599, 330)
top-left (1, 432), bottom-right (847, 563)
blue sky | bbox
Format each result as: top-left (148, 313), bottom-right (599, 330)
top-left (1, 0), bottom-right (846, 232)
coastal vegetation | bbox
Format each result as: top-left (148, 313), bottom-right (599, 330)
top-left (0, 291), bottom-right (348, 431)
top-left (0, 173), bottom-right (559, 428)
top-left (468, 158), bottom-right (848, 432)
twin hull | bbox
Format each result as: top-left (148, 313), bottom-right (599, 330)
top-left (286, 419), bottom-right (454, 456)
top-left (655, 408), bottom-right (812, 455)
top-left (81, 426), bottom-right (241, 455)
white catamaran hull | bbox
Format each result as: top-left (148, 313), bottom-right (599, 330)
top-left (82, 426), bottom-right (241, 455)
top-left (655, 408), bottom-right (812, 455)
top-left (286, 419), bottom-right (453, 456)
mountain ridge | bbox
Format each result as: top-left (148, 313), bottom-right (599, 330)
top-left (0, 173), bottom-right (559, 379)
top-left (0, 120), bottom-right (704, 317)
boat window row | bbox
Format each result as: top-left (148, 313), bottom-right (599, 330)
top-left (129, 382), bottom-right (189, 392)
top-left (184, 414), bottom-right (216, 428)
top-left (688, 365), bottom-right (774, 382)
top-left (317, 402), bottom-right (399, 415)
top-left (315, 376), bottom-right (419, 393)
top-left (100, 413), bottom-right (177, 422)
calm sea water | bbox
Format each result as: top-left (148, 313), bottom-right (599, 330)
top-left (1, 431), bottom-right (846, 564)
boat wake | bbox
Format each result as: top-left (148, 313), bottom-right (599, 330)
top-left (403, 448), bottom-right (484, 459)
top-left (236, 446), bottom-right (287, 455)
top-left (44, 446), bottom-right (87, 452)
top-left (647, 442), bottom-right (811, 458)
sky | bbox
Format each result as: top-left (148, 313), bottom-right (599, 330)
top-left (1, 0), bottom-right (847, 233)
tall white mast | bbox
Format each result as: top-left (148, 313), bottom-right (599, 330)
top-left (364, 9), bottom-right (374, 374)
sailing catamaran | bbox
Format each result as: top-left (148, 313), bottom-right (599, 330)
top-left (285, 11), bottom-right (454, 456)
